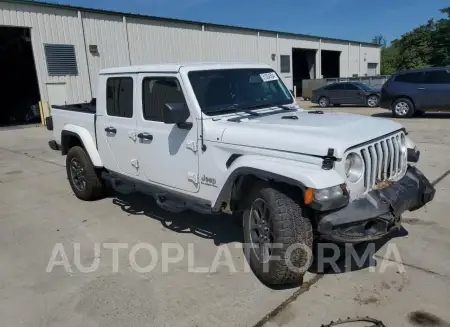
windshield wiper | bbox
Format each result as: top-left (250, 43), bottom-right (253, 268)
top-left (208, 104), bottom-right (261, 117)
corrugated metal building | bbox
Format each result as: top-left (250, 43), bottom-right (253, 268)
top-left (0, 0), bottom-right (380, 122)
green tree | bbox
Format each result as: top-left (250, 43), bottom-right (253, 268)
top-left (372, 35), bottom-right (387, 48)
top-left (380, 41), bottom-right (398, 75)
top-left (394, 20), bottom-right (435, 71)
top-left (431, 7), bottom-right (450, 66)
top-left (372, 35), bottom-right (397, 75)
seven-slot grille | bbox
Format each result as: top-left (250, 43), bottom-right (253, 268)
top-left (359, 132), bottom-right (406, 192)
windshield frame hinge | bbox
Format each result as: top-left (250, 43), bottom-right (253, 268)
top-left (322, 148), bottom-right (337, 170)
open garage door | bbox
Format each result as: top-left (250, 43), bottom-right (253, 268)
top-left (321, 50), bottom-right (340, 78)
top-left (0, 27), bottom-right (40, 127)
top-left (292, 48), bottom-right (316, 98)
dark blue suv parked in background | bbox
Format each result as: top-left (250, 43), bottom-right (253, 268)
top-left (380, 67), bottom-right (450, 118)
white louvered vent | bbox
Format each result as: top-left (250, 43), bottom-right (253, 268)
top-left (44, 44), bottom-right (78, 76)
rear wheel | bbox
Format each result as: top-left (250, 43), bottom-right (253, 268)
top-left (66, 146), bottom-right (105, 201)
top-left (319, 97), bottom-right (330, 108)
top-left (242, 183), bottom-right (313, 285)
top-left (392, 98), bottom-right (415, 118)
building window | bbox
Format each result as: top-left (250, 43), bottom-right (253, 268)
top-left (280, 55), bottom-right (291, 73)
top-left (142, 77), bottom-right (187, 122)
top-left (106, 77), bottom-right (134, 118)
top-left (44, 44), bottom-right (78, 76)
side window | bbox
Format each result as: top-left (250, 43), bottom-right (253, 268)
top-left (325, 83), bottom-right (344, 91)
top-left (106, 77), bottom-right (133, 118)
top-left (394, 72), bottom-right (423, 84)
top-left (345, 83), bottom-right (359, 90)
top-left (142, 77), bottom-right (187, 122)
top-left (423, 70), bottom-right (450, 84)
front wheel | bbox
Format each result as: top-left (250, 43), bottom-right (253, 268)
top-left (366, 95), bottom-right (379, 108)
top-left (242, 183), bottom-right (313, 285)
top-left (66, 146), bottom-right (105, 201)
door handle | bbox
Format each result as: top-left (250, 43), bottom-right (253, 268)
top-left (105, 127), bottom-right (117, 133)
top-left (417, 87), bottom-right (426, 90)
top-left (138, 132), bottom-right (153, 141)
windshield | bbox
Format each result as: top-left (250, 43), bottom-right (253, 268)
top-left (188, 68), bottom-right (293, 115)
top-left (353, 82), bottom-right (373, 91)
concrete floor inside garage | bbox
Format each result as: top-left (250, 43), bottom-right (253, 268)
top-left (0, 107), bottom-right (449, 327)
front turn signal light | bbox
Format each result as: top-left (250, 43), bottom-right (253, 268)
top-left (304, 188), bottom-right (314, 205)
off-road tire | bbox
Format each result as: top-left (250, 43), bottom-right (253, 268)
top-left (242, 182), bottom-right (313, 285)
top-left (66, 146), bottom-right (104, 201)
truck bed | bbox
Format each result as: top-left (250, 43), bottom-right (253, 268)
top-left (50, 100), bottom-right (97, 146)
top-left (52, 99), bottom-right (96, 113)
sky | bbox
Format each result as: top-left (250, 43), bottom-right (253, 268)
top-left (43, 0), bottom-right (448, 43)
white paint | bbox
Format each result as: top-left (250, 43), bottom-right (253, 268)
top-left (46, 83), bottom-right (68, 107)
top-left (52, 63), bottom-right (408, 209)
top-left (260, 72), bottom-right (278, 82)
top-left (61, 124), bottom-right (103, 167)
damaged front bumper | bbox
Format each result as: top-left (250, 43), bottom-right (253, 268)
top-left (317, 166), bottom-right (435, 243)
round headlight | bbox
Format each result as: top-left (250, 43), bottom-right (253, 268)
top-left (345, 153), bottom-right (363, 183)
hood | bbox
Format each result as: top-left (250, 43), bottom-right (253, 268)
top-left (210, 111), bottom-right (403, 159)
top-left (367, 86), bottom-right (381, 93)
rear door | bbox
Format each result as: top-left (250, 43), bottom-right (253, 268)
top-left (324, 83), bottom-right (346, 104)
top-left (96, 75), bottom-right (139, 176)
top-left (422, 69), bottom-right (450, 109)
top-left (135, 73), bottom-right (199, 193)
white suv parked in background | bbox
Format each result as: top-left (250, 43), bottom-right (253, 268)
top-left (46, 63), bottom-right (435, 285)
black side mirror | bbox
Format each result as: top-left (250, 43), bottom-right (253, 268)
top-left (163, 103), bottom-right (191, 129)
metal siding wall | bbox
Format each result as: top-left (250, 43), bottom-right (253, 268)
top-left (258, 32), bottom-right (277, 69)
top-left (0, 2), bottom-right (91, 103)
top-left (364, 46), bottom-right (381, 75)
top-left (278, 35), bottom-right (319, 54)
top-left (202, 26), bottom-right (258, 62)
top-left (82, 12), bottom-right (129, 96)
top-left (349, 43), bottom-right (360, 77)
top-left (127, 18), bottom-right (204, 64)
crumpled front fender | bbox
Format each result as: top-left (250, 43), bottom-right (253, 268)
top-left (211, 155), bottom-right (345, 210)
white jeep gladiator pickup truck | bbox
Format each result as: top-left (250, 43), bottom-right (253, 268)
top-left (47, 63), bottom-right (435, 285)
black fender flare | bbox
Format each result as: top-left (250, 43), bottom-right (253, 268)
top-left (212, 167), bottom-right (306, 211)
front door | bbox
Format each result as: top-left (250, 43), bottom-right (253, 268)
top-left (96, 75), bottom-right (139, 176)
top-left (136, 73), bottom-right (199, 193)
top-left (344, 83), bottom-right (365, 105)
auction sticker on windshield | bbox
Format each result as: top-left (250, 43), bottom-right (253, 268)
top-left (260, 72), bottom-right (279, 82)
